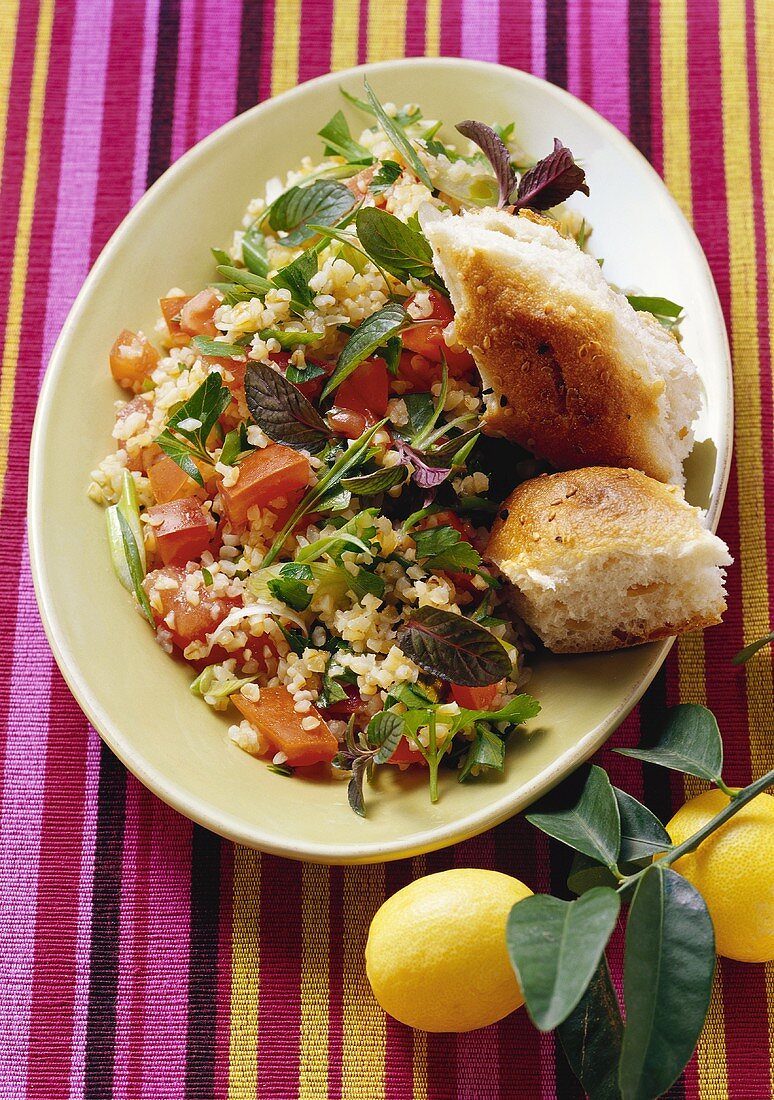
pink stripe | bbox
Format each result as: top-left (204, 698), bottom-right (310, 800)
top-left (131, 0), bottom-right (162, 204)
top-left (590, 0), bottom-right (629, 133)
top-left (298, 0), bottom-right (333, 83)
top-left (66, 730), bottom-right (101, 1100)
top-left (171, 0), bottom-right (199, 162)
top-left (461, 0), bottom-right (500, 61)
top-left (566, 0), bottom-right (592, 104)
top-left (648, 0), bottom-right (663, 174)
top-left (194, 0), bottom-right (241, 142)
top-left (405, 0), bottom-right (427, 56)
top-left (497, 0), bottom-right (532, 71)
top-left (0, 548), bottom-right (53, 1094)
top-left (530, 0), bottom-right (547, 79)
top-left (258, 0), bottom-right (276, 101)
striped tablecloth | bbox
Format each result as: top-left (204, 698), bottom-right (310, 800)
top-left (2, 1), bottom-right (772, 1097)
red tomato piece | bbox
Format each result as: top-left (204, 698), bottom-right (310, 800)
top-left (217, 444), bottom-right (310, 529)
top-left (148, 454), bottom-right (209, 505)
top-left (335, 356), bottom-right (389, 418)
top-left (143, 565), bottom-right (238, 649)
top-left (402, 290), bottom-right (476, 376)
top-left (450, 682), bottom-right (503, 711)
top-left (180, 289), bottom-right (221, 337)
top-left (109, 330), bottom-right (159, 392)
top-left (397, 349), bottom-right (439, 393)
top-left (387, 737), bottom-right (428, 767)
top-left (232, 686), bottom-right (339, 767)
top-left (147, 497), bottom-right (210, 566)
top-left (159, 296), bottom-right (192, 347)
top-left (327, 407), bottom-right (368, 440)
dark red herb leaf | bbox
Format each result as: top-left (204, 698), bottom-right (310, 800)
top-left (514, 139), bottom-right (589, 212)
top-left (397, 606), bottom-right (511, 687)
top-left (244, 363), bottom-right (331, 453)
top-left (456, 119), bottom-right (516, 208)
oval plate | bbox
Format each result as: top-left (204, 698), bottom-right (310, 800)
top-left (29, 59), bottom-right (732, 864)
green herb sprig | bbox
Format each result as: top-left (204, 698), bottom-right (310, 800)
top-left (505, 703), bottom-right (774, 1100)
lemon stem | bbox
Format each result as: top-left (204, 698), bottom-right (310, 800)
top-left (618, 767), bottom-right (774, 893)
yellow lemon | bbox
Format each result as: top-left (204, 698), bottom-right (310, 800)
top-left (365, 868), bottom-right (532, 1032)
top-left (666, 789), bottom-right (774, 963)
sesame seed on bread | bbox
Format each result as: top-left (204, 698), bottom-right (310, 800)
top-left (486, 467), bottom-right (731, 653)
top-left (425, 209), bottom-right (702, 486)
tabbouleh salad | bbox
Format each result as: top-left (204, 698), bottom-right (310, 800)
top-left (88, 81), bottom-right (606, 815)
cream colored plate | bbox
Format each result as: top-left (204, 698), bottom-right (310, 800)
top-left (29, 59), bottom-right (732, 864)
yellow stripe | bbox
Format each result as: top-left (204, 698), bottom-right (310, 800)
top-left (366, 0), bottom-right (407, 63)
top-left (331, 0), bottom-right (360, 72)
top-left (661, 2), bottom-right (728, 1093)
top-left (0, 0), bottom-right (21, 180)
top-left (719, 0), bottom-right (774, 1089)
top-left (424, 0), bottom-right (441, 58)
top-left (752, 1), bottom-right (774, 1083)
top-left (299, 862), bottom-right (330, 1099)
top-left (0, 0), bottom-right (54, 500)
top-left (270, 0), bottom-right (301, 97)
top-left (228, 848), bottom-right (261, 1100)
top-left (342, 865), bottom-right (386, 1099)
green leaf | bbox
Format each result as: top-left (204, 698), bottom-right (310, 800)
top-left (526, 766), bottom-right (622, 868)
top-left (619, 865), bottom-right (715, 1100)
top-left (272, 249), bottom-right (318, 312)
top-left (191, 335), bottom-right (248, 359)
top-left (155, 372), bottom-right (231, 483)
top-left (733, 630), bottom-right (774, 664)
top-left (220, 423), bottom-right (253, 467)
top-left (318, 110), bottom-right (374, 163)
top-left (244, 362), bottom-right (331, 453)
top-left (557, 956), bottom-right (624, 1100)
top-left (260, 327), bottom-right (322, 350)
top-left (266, 563), bottom-right (312, 612)
top-left (367, 711), bottom-right (406, 762)
top-left (413, 525), bottom-right (482, 573)
top-left (348, 567), bottom-right (385, 601)
top-left (626, 294), bottom-right (683, 330)
top-left (615, 703), bottom-right (723, 782)
top-left (355, 207), bottom-right (436, 283)
top-left (321, 301), bottom-right (407, 399)
top-left (242, 223), bottom-right (269, 276)
top-left (269, 179), bottom-right (355, 246)
top-left (108, 508), bottom-right (153, 625)
top-left (370, 159), bottom-right (402, 194)
top-left (155, 432), bottom-right (205, 486)
top-left (339, 85), bottom-right (421, 127)
top-left (285, 359), bottom-right (326, 384)
top-left (614, 787), bottom-right (671, 865)
top-left (396, 606), bottom-right (511, 687)
top-left (567, 853), bottom-right (620, 896)
top-left (458, 723), bottom-right (505, 781)
top-left (341, 465), bottom-right (407, 495)
top-left (506, 888), bottom-right (620, 1032)
top-left (217, 264), bottom-right (275, 297)
top-left (362, 79), bottom-right (432, 188)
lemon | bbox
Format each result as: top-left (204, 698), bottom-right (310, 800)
top-left (365, 868), bottom-right (532, 1032)
top-left (666, 789), bottom-right (774, 963)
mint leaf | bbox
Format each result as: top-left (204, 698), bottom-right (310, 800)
top-left (269, 179), bottom-right (355, 246)
top-left (272, 249), bottom-right (318, 312)
top-left (355, 207), bottom-right (436, 283)
top-left (321, 301), bottom-right (407, 399)
top-left (370, 160), bottom-right (402, 195)
top-left (242, 223), bottom-right (269, 276)
top-left (341, 465), bottom-right (407, 495)
top-left (191, 335), bottom-right (248, 359)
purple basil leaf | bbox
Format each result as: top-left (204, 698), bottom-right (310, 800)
top-left (395, 440), bottom-right (452, 490)
top-left (514, 139), bottom-right (589, 211)
top-left (456, 120), bottom-right (516, 208)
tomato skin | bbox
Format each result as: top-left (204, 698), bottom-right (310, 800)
top-left (232, 686), bottom-right (339, 767)
top-left (160, 296), bottom-right (193, 347)
top-left (180, 289), bottom-right (221, 337)
top-left (335, 357), bottom-right (389, 418)
top-left (327, 407), bottom-right (369, 440)
top-left (110, 331), bottom-right (159, 392)
top-left (217, 444), bottom-right (310, 529)
top-left (387, 737), bottom-right (428, 767)
top-left (450, 683), bottom-right (502, 710)
top-left (147, 497), bottom-right (211, 566)
top-left (143, 565), bottom-right (239, 649)
top-left (402, 291), bottom-right (476, 376)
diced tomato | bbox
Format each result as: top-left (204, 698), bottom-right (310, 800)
top-left (387, 737), bottom-right (428, 767)
top-left (147, 497), bottom-right (210, 566)
top-left (402, 290), bottom-right (476, 376)
top-left (115, 393), bottom-right (152, 430)
top-left (268, 351), bottom-right (333, 403)
top-left (320, 684), bottom-right (363, 719)
top-left (180, 289), bottom-right (221, 337)
top-left (217, 444), bottom-right (310, 529)
top-left (335, 356), bottom-right (389, 418)
top-left (327, 407), bottom-right (368, 440)
top-left (209, 356), bottom-right (246, 396)
top-left (232, 686), bottom-right (339, 767)
top-left (139, 443), bottom-right (163, 473)
top-left (109, 330), bottom-right (159, 392)
top-left (345, 165), bottom-right (375, 196)
top-left (160, 296), bottom-right (193, 347)
top-left (148, 454), bottom-right (209, 505)
top-left (143, 565), bottom-right (239, 649)
top-left (450, 682), bottom-right (503, 710)
top-left (396, 349), bottom-right (438, 393)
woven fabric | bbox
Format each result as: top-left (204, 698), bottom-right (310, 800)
top-left (1, 1), bottom-right (772, 1096)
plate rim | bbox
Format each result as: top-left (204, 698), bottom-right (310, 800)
top-left (28, 57), bottom-right (734, 864)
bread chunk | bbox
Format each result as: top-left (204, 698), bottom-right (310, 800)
top-left (425, 209), bottom-right (701, 485)
top-left (486, 467), bottom-right (731, 653)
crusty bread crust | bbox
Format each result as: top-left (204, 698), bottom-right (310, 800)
top-left (426, 210), bottom-right (700, 486)
top-left (486, 467), bottom-right (730, 653)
